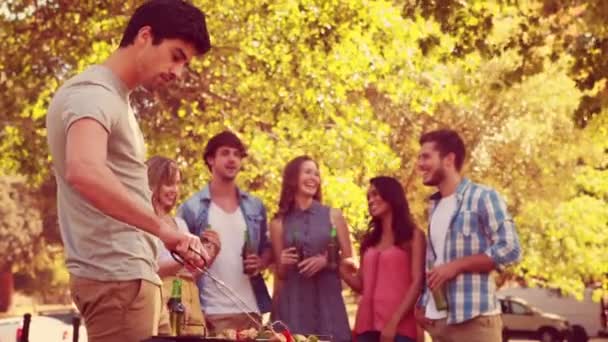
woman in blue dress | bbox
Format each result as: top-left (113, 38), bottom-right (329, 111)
top-left (269, 155), bottom-right (353, 342)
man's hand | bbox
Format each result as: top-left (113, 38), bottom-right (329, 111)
top-left (243, 254), bottom-right (263, 276)
top-left (414, 307), bottom-right (433, 329)
top-left (201, 230), bottom-right (220, 250)
top-left (380, 319), bottom-right (398, 342)
top-left (201, 230), bottom-right (221, 265)
top-left (298, 253), bottom-right (328, 278)
top-left (427, 261), bottom-right (461, 290)
top-left (159, 224), bottom-right (208, 269)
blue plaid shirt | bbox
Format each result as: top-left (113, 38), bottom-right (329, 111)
top-left (418, 178), bottom-right (522, 324)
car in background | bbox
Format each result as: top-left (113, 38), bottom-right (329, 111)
top-left (37, 307), bottom-right (88, 342)
top-left (0, 315), bottom-right (74, 342)
top-left (0, 316), bottom-right (72, 342)
top-left (499, 285), bottom-right (605, 340)
top-left (500, 296), bottom-right (571, 342)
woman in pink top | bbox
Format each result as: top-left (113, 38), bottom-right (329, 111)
top-left (341, 176), bottom-right (426, 342)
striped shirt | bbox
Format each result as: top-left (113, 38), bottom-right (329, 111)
top-left (418, 178), bottom-right (522, 324)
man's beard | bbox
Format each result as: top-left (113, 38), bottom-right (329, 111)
top-left (219, 169), bottom-right (238, 182)
top-left (423, 167), bottom-right (446, 186)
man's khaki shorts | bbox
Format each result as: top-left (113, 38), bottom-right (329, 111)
top-left (70, 275), bottom-right (161, 342)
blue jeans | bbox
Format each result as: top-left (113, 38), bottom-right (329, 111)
top-left (356, 331), bottom-right (415, 342)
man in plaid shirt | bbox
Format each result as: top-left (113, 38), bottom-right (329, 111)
top-left (414, 129), bottom-right (522, 341)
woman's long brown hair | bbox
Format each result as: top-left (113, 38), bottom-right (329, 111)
top-left (360, 176), bottom-right (416, 256)
top-left (274, 155), bottom-right (322, 219)
top-left (145, 155), bottom-right (180, 213)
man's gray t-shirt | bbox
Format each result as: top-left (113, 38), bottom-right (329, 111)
top-left (46, 65), bottom-right (160, 285)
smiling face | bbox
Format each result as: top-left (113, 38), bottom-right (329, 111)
top-left (207, 146), bottom-right (243, 182)
top-left (417, 141), bottom-right (449, 186)
top-left (367, 184), bottom-right (391, 218)
top-left (297, 160), bottom-right (321, 198)
top-left (156, 170), bottom-right (181, 211)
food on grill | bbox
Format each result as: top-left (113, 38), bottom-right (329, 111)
top-left (217, 328), bottom-right (237, 340)
top-left (293, 334), bottom-right (307, 342)
top-left (212, 326), bottom-right (324, 342)
top-left (256, 329), bottom-right (275, 339)
top-left (238, 328), bottom-right (259, 340)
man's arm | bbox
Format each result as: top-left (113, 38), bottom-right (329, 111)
top-left (65, 118), bottom-right (204, 265)
top-left (452, 188), bottom-right (523, 273)
top-left (427, 189), bottom-right (522, 290)
top-left (66, 119), bottom-right (166, 237)
top-left (480, 189), bottom-right (522, 269)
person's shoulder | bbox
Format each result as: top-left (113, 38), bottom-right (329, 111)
top-left (313, 200), bottom-right (332, 212)
top-left (269, 216), bottom-right (283, 228)
top-left (329, 206), bottom-right (345, 220)
top-left (50, 70), bottom-right (114, 110)
top-left (64, 67), bottom-right (118, 95)
top-left (466, 179), bottom-right (501, 199)
top-left (466, 180), bottom-right (509, 213)
top-left (398, 227), bottom-right (425, 249)
top-left (469, 179), bottom-right (493, 191)
top-left (241, 190), bottom-right (265, 208)
top-left (180, 186), bottom-right (210, 209)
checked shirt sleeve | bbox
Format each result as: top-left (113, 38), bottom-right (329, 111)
top-left (479, 189), bottom-right (522, 271)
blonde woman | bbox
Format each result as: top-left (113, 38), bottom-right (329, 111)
top-left (147, 156), bottom-right (214, 336)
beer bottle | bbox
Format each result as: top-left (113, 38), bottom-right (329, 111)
top-left (429, 259), bottom-right (448, 311)
top-left (241, 229), bottom-right (254, 274)
top-left (432, 285), bottom-right (448, 311)
top-left (168, 279), bottom-right (186, 336)
top-left (327, 227), bottom-right (339, 270)
top-left (292, 230), bottom-right (304, 262)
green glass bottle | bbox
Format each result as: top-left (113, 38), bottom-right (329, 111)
top-left (167, 279), bottom-right (186, 336)
top-left (429, 259), bottom-right (448, 311)
top-left (241, 229), bottom-right (254, 274)
top-left (293, 230), bottom-right (304, 262)
top-left (327, 227), bottom-right (339, 270)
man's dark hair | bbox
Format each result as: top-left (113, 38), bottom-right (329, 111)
top-left (203, 131), bottom-right (248, 170)
top-left (119, 0), bottom-right (211, 55)
top-left (419, 129), bottom-right (466, 171)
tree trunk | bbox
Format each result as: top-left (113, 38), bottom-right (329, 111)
top-left (0, 264), bottom-right (14, 312)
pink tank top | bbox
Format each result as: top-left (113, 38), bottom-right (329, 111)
top-left (354, 245), bottom-right (417, 339)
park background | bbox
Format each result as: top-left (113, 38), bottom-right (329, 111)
top-left (0, 0), bottom-right (607, 315)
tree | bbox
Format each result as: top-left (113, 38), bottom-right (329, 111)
top-left (0, 0), bottom-right (606, 301)
top-left (0, 176), bottom-right (43, 311)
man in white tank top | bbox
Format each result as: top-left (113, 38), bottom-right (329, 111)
top-left (178, 131), bottom-right (273, 334)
